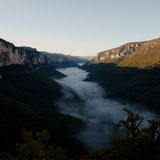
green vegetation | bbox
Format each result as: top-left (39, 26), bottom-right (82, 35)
top-left (119, 46), bottom-right (160, 69)
top-left (82, 63), bottom-right (160, 113)
top-left (0, 94), bottom-right (84, 154)
top-left (1, 62), bottom-right (160, 159)
top-left (52, 61), bottom-right (80, 68)
top-left (0, 106), bottom-right (160, 160)
top-left (92, 38), bottom-right (160, 69)
top-left (0, 64), bottom-right (63, 111)
top-left (37, 63), bottom-right (66, 78)
top-left (83, 38), bottom-right (160, 113)
top-left (17, 130), bottom-right (68, 160)
top-left (93, 108), bottom-right (160, 160)
top-left (0, 129), bottom-right (68, 160)
top-left (0, 64), bottom-right (85, 158)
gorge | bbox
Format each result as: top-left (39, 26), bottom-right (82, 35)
top-left (55, 67), bottom-right (155, 151)
top-left (0, 37), bottom-right (160, 159)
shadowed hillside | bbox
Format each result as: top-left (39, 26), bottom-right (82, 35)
top-left (92, 38), bottom-right (160, 68)
top-left (82, 38), bottom-right (160, 112)
top-left (0, 38), bottom-right (87, 67)
top-left (0, 64), bottom-right (85, 157)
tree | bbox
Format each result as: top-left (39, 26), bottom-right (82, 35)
top-left (104, 108), bottom-right (160, 160)
top-left (145, 119), bottom-right (160, 140)
top-left (0, 153), bottom-right (15, 160)
top-left (17, 129), bottom-right (68, 160)
top-left (113, 108), bottom-right (143, 139)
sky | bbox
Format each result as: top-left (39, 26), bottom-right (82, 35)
top-left (0, 0), bottom-right (160, 56)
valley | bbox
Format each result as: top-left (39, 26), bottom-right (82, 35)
top-left (0, 37), bottom-right (160, 159)
top-left (55, 67), bottom-right (155, 151)
top-left (82, 38), bottom-right (160, 113)
top-left (1, 1), bottom-right (159, 159)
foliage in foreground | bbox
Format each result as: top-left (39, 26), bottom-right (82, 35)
top-left (0, 108), bottom-right (160, 160)
top-left (0, 130), bottom-right (68, 160)
top-left (95, 108), bottom-right (160, 160)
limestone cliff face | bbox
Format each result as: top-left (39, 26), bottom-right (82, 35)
top-left (0, 39), bottom-right (47, 66)
top-left (0, 38), bottom-right (86, 66)
top-left (92, 38), bottom-right (160, 65)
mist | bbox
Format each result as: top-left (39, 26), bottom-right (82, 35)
top-left (55, 67), bottom-right (156, 152)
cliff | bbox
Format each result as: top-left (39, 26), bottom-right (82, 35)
top-left (0, 38), bottom-right (87, 66)
top-left (92, 38), bottom-right (160, 68)
top-left (82, 37), bottom-right (160, 112)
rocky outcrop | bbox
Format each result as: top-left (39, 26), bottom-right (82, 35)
top-left (41, 51), bottom-right (87, 64)
top-left (83, 37), bottom-right (160, 112)
top-left (92, 38), bottom-right (160, 64)
top-left (96, 42), bottom-right (140, 61)
top-left (0, 38), bottom-right (87, 66)
top-left (0, 39), bottom-right (46, 66)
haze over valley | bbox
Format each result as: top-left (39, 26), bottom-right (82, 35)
top-left (0, 0), bottom-right (160, 159)
top-left (56, 67), bottom-right (155, 151)
top-left (0, 35), bottom-right (160, 159)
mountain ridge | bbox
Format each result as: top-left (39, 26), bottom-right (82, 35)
top-left (82, 37), bottom-right (160, 112)
top-left (91, 37), bottom-right (160, 68)
top-left (0, 38), bottom-right (87, 67)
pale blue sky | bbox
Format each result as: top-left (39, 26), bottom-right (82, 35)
top-left (0, 0), bottom-right (160, 56)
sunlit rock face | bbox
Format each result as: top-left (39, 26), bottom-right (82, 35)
top-left (0, 39), bottom-right (45, 66)
top-left (92, 38), bottom-right (160, 63)
top-left (97, 43), bottom-right (140, 60)
top-left (0, 38), bottom-right (69, 66)
top-left (0, 38), bottom-right (86, 66)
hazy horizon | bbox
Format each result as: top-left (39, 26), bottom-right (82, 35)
top-left (0, 0), bottom-right (160, 56)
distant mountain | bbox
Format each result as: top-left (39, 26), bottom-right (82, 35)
top-left (81, 56), bottom-right (95, 61)
top-left (82, 37), bottom-right (160, 112)
top-left (41, 51), bottom-right (87, 63)
top-left (92, 38), bottom-right (160, 68)
top-left (0, 38), bottom-right (87, 67)
top-left (0, 39), bottom-right (85, 155)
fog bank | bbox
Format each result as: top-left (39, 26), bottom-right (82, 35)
top-left (56, 67), bottom-right (155, 151)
